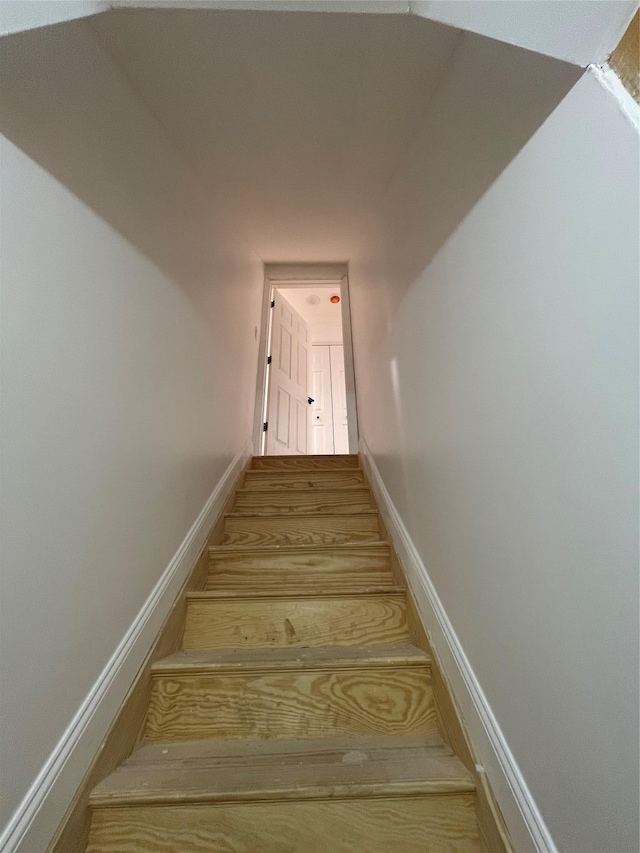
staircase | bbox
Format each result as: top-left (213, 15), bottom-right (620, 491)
top-left (86, 454), bottom-right (484, 852)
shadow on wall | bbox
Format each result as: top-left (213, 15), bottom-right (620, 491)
top-left (0, 18), bottom-right (247, 298)
top-left (348, 33), bottom-right (581, 523)
top-left (354, 32), bottom-right (582, 332)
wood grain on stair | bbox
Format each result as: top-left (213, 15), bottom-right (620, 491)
top-left (251, 454), bottom-right (359, 470)
top-left (207, 542), bottom-right (393, 591)
top-left (232, 487), bottom-right (374, 515)
top-left (222, 512), bottom-right (381, 546)
top-left (145, 647), bottom-right (435, 742)
top-left (151, 643), bottom-right (430, 674)
top-left (87, 795), bottom-right (483, 853)
top-left (90, 733), bottom-right (474, 806)
top-left (82, 453), bottom-right (505, 853)
top-left (243, 468), bottom-right (365, 489)
top-left (183, 592), bottom-right (409, 649)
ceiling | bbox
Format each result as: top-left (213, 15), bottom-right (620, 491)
top-left (88, 9), bottom-right (461, 261)
top-left (276, 286), bottom-right (343, 331)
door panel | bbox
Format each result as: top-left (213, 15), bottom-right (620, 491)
top-left (266, 291), bottom-right (311, 455)
top-left (275, 388), bottom-right (291, 446)
top-left (295, 399), bottom-right (308, 454)
top-left (311, 346), bottom-right (334, 455)
top-left (279, 326), bottom-right (292, 375)
top-left (330, 345), bottom-right (349, 455)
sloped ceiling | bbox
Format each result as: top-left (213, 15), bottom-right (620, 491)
top-left (0, 7), bottom-right (579, 279)
top-left (88, 9), bottom-right (461, 261)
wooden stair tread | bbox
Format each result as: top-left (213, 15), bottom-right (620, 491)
top-left (206, 543), bottom-right (393, 590)
top-left (235, 486), bottom-right (371, 495)
top-left (225, 509), bottom-right (378, 519)
top-left (182, 592), bottom-right (409, 649)
top-left (90, 733), bottom-right (474, 807)
top-left (188, 586), bottom-right (405, 600)
top-left (243, 469), bottom-right (365, 490)
top-left (204, 580), bottom-right (396, 593)
top-left (251, 455), bottom-right (360, 471)
top-left (222, 513), bottom-right (382, 546)
top-left (254, 454), bottom-right (358, 462)
top-left (232, 487), bottom-right (374, 516)
top-left (246, 466), bottom-right (363, 474)
top-left (208, 541), bottom-right (390, 555)
top-left (152, 644), bottom-right (430, 675)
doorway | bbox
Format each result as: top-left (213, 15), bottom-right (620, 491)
top-left (254, 264), bottom-right (358, 455)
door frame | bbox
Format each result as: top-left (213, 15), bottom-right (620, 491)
top-left (253, 263), bottom-right (359, 455)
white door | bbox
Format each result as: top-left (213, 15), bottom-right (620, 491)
top-left (311, 346), bottom-right (334, 454)
top-left (330, 345), bottom-right (349, 454)
top-left (265, 290), bottom-right (311, 455)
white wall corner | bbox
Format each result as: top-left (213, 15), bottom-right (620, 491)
top-left (591, 63), bottom-right (640, 130)
top-left (411, 0), bottom-right (638, 67)
top-left (359, 437), bottom-right (558, 853)
top-left (0, 438), bottom-right (251, 853)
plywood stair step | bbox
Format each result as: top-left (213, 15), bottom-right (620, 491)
top-left (206, 542), bottom-right (394, 591)
top-left (232, 487), bottom-right (374, 515)
top-left (222, 511), bottom-right (381, 546)
top-left (87, 735), bottom-right (482, 852)
top-left (243, 468), bottom-right (365, 489)
top-left (250, 453), bottom-right (359, 470)
top-left (151, 642), bottom-right (430, 675)
top-left (197, 585), bottom-right (403, 598)
top-left (86, 454), bottom-right (489, 852)
top-left (183, 589), bottom-right (408, 649)
top-left (145, 644), bottom-right (436, 743)
top-left (90, 732), bottom-right (475, 807)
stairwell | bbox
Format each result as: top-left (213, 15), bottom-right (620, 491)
top-left (86, 454), bottom-right (484, 852)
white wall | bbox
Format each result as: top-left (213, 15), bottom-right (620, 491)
top-left (110, 0), bottom-right (637, 66)
top-left (350, 68), bottom-right (639, 853)
top-left (413, 0), bottom-right (638, 66)
top-left (0, 21), bottom-right (263, 846)
top-left (0, 1), bottom-right (107, 36)
top-left (0, 133), bottom-right (263, 846)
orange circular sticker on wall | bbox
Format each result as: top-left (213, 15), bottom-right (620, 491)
top-left (330, 294), bottom-right (340, 304)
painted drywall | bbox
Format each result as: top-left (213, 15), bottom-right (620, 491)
top-left (350, 68), bottom-right (639, 852)
top-left (0, 0), bottom-right (107, 36)
top-left (414, 0), bottom-right (638, 66)
top-left (87, 8), bottom-right (461, 262)
top-left (0, 27), bottom-right (264, 844)
top-left (109, 0), bottom-right (637, 65)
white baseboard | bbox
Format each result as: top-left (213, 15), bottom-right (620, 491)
top-left (1, 439), bottom-right (252, 853)
top-left (359, 438), bottom-right (557, 853)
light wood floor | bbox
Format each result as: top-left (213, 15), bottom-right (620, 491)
top-left (86, 455), bottom-right (484, 852)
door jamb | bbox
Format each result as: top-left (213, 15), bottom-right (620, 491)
top-left (252, 263), bottom-right (359, 455)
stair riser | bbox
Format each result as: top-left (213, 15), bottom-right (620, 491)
top-left (232, 489), bottom-right (374, 515)
top-left (205, 570), bottom-right (394, 592)
top-left (243, 471), bottom-right (365, 490)
top-left (223, 515), bottom-right (381, 546)
top-left (251, 455), bottom-right (359, 471)
top-left (208, 545), bottom-right (391, 582)
top-left (87, 795), bottom-right (481, 853)
top-left (183, 596), bottom-right (409, 649)
top-left (145, 667), bottom-right (435, 742)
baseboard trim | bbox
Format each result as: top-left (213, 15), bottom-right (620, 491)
top-left (1, 439), bottom-right (252, 853)
top-left (359, 438), bottom-right (557, 853)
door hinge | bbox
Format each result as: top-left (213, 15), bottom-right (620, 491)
top-left (270, 300), bottom-right (275, 308)
top-left (263, 422), bottom-right (268, 432)
top-left (267, 355), bottom-right (272, 365)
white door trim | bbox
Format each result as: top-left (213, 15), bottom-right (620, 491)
top-left (253, 263), bottom-right (359, 455)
